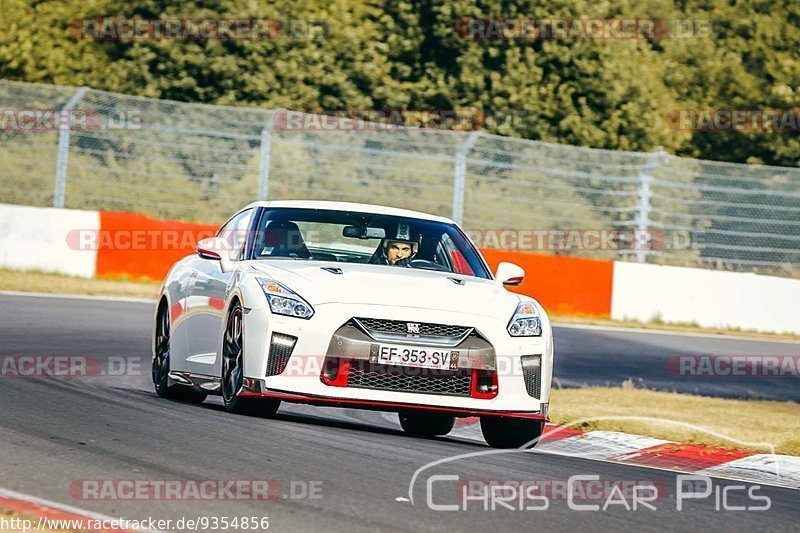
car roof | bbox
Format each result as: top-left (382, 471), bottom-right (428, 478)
top-left (241, 200), bottom-right (455, 224)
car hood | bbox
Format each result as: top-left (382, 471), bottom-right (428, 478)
top-left (247, 261), bottom-right (521, 317)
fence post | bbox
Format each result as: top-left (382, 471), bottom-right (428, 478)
top-left (453, 130), bottom-right (482, 225)
top-left (634, 146), bottom-right (664, 263)
top-left (258, 110), bottom-right (278, 201)
top-left (53, 86), bottom-right (89, 208)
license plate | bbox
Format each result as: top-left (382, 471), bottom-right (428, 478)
top-left (369, 343), bottom-right (459, 370)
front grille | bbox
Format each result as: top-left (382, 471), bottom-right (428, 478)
top-left (354, 318), bottom-right (471, 338)
top-left (521, 355), bottom-right (542, 398)
top-left (266, 333), bottom-right (296, 376)
top-left (346, 361), bottom-right (472, 397)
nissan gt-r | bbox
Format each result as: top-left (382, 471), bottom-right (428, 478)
top-left (152, 200), bottom-right (553, 448)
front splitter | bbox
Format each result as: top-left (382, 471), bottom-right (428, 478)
top-left (238, 384), bottom-right (548, 421)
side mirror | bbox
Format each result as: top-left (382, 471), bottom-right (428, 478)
top-left (495, 262), bottom-right (525, 286)
top-left (196, 237), bottom-right (230, 261)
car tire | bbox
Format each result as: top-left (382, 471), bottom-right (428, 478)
top-left (399, 412), bottom-right (456, 437)
top-left (221, 301), bottom-right (281, 417)
top-left (152, 301), bottom-right (207, 404)
top-left (480, 417), bottom-right (544, 448)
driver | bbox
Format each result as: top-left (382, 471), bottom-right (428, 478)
top-left (384, 239), bottom-right (416, 265)
top-left (370, 223), bottom-right (420, 266)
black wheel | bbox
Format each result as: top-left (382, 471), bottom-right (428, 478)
top-left (480, 417), bottom-right (544, 448)
top-left (399, 412), bottom-right (455, 437)
top-left (221, 301), bottom-right (280, 417)
top-left (152, 302), bottom-right (207, 403)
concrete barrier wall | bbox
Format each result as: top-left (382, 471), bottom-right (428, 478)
top-left (0, 203), bottom-right (98, 278)
top-left (612, 261), bottom-right (800, 334)
top-left (2, 204), bottom-right (799, 334)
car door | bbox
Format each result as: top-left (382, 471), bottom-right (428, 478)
top-left (184, 208), bottom-right (255, 375)
top-left (164, 258), bottom-right (196, 371)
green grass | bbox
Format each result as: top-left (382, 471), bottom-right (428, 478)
top-left (551, 387), bottom-right (800, 456)
top-left (0, 268), bottom-right (159, 299)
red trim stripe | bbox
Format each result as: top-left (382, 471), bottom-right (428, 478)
top-left (238, 388), bottom-right (548, 420)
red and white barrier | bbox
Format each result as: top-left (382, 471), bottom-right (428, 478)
top-left (2, 203), bottom-right (799, 334)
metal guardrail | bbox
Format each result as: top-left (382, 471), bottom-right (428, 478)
top-left (1, 79), bottom-right (799, 275)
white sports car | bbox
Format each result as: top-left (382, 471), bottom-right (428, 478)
top-left (153, 200), bottom-right (553, 448)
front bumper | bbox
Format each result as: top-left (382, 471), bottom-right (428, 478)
top-left (241, 302), bottom-right (554, 415)
top-left (240, 384), bottom-right (549, 420)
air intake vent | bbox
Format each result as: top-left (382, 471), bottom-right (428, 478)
top-left (266, 333), bottom-right (297, 376)
top-left (521, 355), bottom-right (542, 398)
top-left (346, 361), bottom-right (472, 397)
top-left (353, 318), bottom-right (471, 338)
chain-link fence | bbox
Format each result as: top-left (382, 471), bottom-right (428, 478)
top-left (1, 79), bottom-right (799, 276)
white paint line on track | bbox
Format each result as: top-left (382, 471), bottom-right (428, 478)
top-left (0, 290), bottom-right (154, 304)
top-left (0, 486), bottom-right (168, 533)
top-left (553, 321), bottom-right (800, 344)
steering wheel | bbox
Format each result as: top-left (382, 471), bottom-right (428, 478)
top-left (408, 259), bottom-right (450, 272)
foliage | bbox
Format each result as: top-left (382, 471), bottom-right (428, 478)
top-left (0, 0), bottom-right (797, 166)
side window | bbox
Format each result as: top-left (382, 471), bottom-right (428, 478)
top-left (217, 209), bottom-right (253, 261)
top-left (434, 241), bottom-right (453, 271)
top-left (441, 233), bottom-right (475, 276)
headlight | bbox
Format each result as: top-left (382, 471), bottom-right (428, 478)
top-left (507, 301), bottom-right (542, 337)
top-left (257, 278), bottom-right (314, 319)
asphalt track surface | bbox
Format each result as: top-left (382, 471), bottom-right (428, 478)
top-left (554, 324), bottom-right (800, 401)
top-left (0, 294), bottom-right (797, 532)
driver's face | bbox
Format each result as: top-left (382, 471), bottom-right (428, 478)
top-left (386, 241), bottom-right (413, 265)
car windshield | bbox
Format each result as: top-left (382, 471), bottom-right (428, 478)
top-left (249, 208), bottom-right (491, 279)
